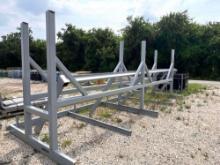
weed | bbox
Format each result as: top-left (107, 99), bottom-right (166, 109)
top-left (118, 153), bottom-right (124, 159)
top-left (128, 119), bottom-right (135, 124)
top-left (78, 123), bottom-right (86, 129)
top-left (212, 91), bottom-right (215, 96)
top-left (177, 100), bottom-right (184, 106)
top-left (185, 104), bottom-right (191, 109)
top-left (177, 106), bottom-right (184, 111)
top-left (41, 133), bottom-right (49, 144)
top-left (203, 152), bottom-right (209, 160)
top-left (190, 153), bottom-right (195, 159)
top-left (112, 117), bottom-right (122, 123)
top-left (99, 111), bottom-right (112, 118)
top-left (191, 133), bottom-right (198, 137)
top-left (176, 116), bottom-right (182, 120)
top-left (180, 83), bottom-right (207, 96)
top-left (197, 103), bottom-right (203, 107)
top-left (79, 108), bottom-right (90, 115)
top-left (144, 90), bottom-right (176, 105)
top-left (61, 139), bottom-right (72, 148)
top-left (96, 108), bottom-right (115, 119)
top-left (165, 108), bottom-right (172, 113)
top-left (160, 106), bottom-right (166, 112)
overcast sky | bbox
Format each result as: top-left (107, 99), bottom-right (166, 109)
top-left (0, 0), bottom-right (219, 39)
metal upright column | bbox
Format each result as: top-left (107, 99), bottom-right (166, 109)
top-left (119, 41), bottom-right (124, 65)
top-left (118, 41), bottom-right (124, 104)
top-left (46, 10), bottom-right (58, 150)
top-left (170, 49), bottom-right (175, 92)
top-left (152, 50), bottom-right (158, 91)
top-left (140, 41), bottom-right (146, 109)
top-left (153, 50), bottom-right (158, 69)
top-left (21, 22), bottom-right (32, 136)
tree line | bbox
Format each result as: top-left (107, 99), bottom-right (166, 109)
top-left (0, 11), bottom-right (220, 80)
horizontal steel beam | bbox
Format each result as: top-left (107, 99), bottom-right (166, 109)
top-left (25, 105), bottom-right (49, 120)
top-left (57, 79), bottom-right (172, 108)
top-left (9, 99), bottom-right (119, 129)
top-left (30, 80), bottom-right (130, 101)
top-left (67, 111), bottom-right (131, 136)
top-left (74, 69), bottom-right (175, 82)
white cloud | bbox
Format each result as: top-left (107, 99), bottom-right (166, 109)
top-left (0, 0), bottom-right (219, 39)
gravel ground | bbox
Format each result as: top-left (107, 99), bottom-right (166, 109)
top-left (0, 78), bottom-right (47, 98)
top-left (0, 79), bottom-right (220, 165)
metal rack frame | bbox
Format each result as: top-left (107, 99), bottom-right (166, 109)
top-left (9, 10), bottom-right (176, 164)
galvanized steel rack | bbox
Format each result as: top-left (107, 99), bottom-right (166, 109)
top-left (9, 10), bottom-right (176, 164)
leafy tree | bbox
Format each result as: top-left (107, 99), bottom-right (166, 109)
top-left (57, 24), bottom-right (87, 71)
top-left (30, 39), bottom-right (46, 68)
top-left (154, 11), bottom-right (192, 71)
top-left (84, 28), bottom-right (118, 72)
top-left (0, 11), bottom-right (220, 80)
top-left (0, 32), bottom-right (21, 68)
top-left (122, 16), bottom-right (155, 69)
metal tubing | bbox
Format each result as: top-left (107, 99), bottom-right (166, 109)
top-left (29, 57), bottom-right (47, 81)
top-left (30, 80), bottom-right (129, 101)
top-left (140, 41), bottom-right (146, 109)
top-left (26, 106), bottom-right (48, 120)
top-left (152, 50), bottom-right (158, 70)
top-left (21, 22), bottom-right (32, 136)
top-left (67, 112), bottom-right (131, 136)
top-left (57, 79), bottom-right (172, 108)
top-left (151, 50), bottom-right (158, 89)
top-left (130, 62), bottom-right (144, 86)
top-left (119, 41), bottom-right (124, 63)
top-left (56, 57), bottom-right (88, 96)
top-left (118, 41), bottom-right (125, 104)
top-left (170, 49), bottom-right (175, 92)
top-left (171, 49), bottom-right (175, 64)
top-left (46, 10), bottom-right (58, 150)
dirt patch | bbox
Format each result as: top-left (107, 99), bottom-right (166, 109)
top-left (0, 78), bottom-right (47, 98)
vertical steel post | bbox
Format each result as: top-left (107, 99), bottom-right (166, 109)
top-left (140, 41), bottom-right (146, 109)
top-left (119, 41), bottom-right (124, 64)
top-left (154, 50), bottom-right (158, 69)
top-left (170, 49), bottom-right (175, 92)
top-left (171, 49), bottom-right (175, 65)
top-left (21, 22), bottom-right (32, 136)
top-left (118, 41), bottom-right (124, 104)
top-left (46, 10), bottom-right (58, 150)
top-left (152, 50), bottom-right (158, 82)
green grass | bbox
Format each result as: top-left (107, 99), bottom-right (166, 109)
top-left (144, 90), bottom-right (176, 105)
top-left (180, 83), bottom-right (207, 96)
top-left (78, 108), bottom-right (90, 115)
top-left (96, 107), bottom-right (116, 119)
top-left (98, 111), bottom-right (112, 118)
top-left (141, 83), bottom-right (208, 113)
